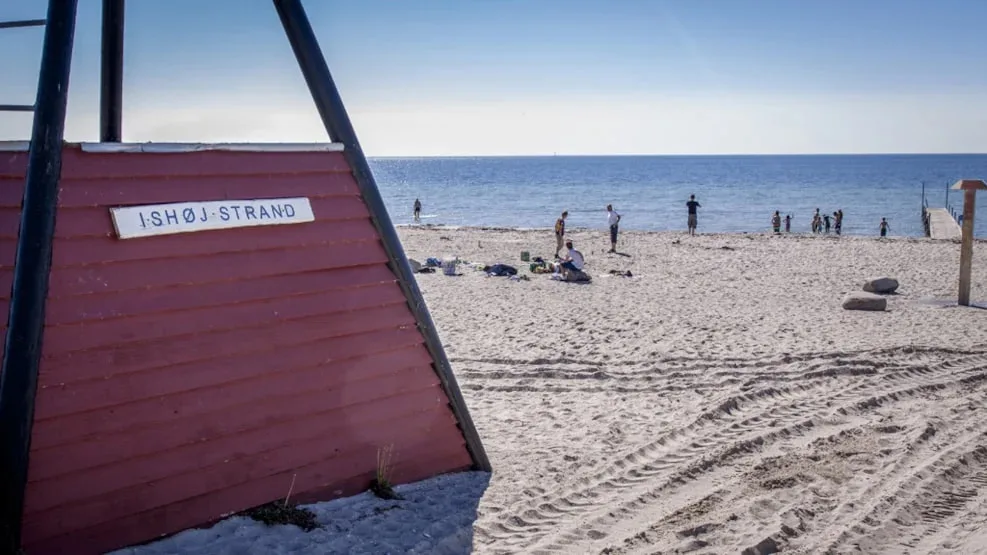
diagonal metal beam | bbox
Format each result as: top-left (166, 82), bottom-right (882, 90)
top-left (0, 0), bottom-right (78, 552)
top-left (272, 0), bottom-right (491, 472)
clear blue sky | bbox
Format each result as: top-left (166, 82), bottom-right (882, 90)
top-left (2, 0), bottom-right (986, 155)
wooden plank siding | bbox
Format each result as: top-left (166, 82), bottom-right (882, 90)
top-left (0, 145), bottom-right (473, 555)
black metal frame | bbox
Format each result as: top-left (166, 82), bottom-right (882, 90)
top-left (0, 1), bottom-right (79, 553)
top-left (0, 19), bottom-right (46, 30)
top-left (100, 0), bottom-right (125, 142)
top-left (273, 0), bottom-right (490, 472)
top-left (0, 0), bottom-right (488, 550)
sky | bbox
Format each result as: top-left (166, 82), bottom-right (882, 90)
top-left (1, 0), bottom-right (986, 156)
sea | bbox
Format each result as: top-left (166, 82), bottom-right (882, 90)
top-left (368, 154), bottom-right (987, 238)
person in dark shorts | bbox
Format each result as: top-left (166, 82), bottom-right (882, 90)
top-left (772, 211), bottom-right (782, 233)
top-left (606, 204), bottom-right (621, 253)
top-left (784, 214), bottom-right (792, 232)
top-left (823, 213), bottom-right (831, 233)
top-left (413, 198), bottom-right (422, 222)
top-left (554, 211), bottom-right (568, 257)
top-left (833, 211), bottom-right (842, 235)
top-left (560, 240), bottom-right (585, 276)
top-left (879, 217), bottom-right (890, 237)
top-left (686, 194), bottom-right (701, 235)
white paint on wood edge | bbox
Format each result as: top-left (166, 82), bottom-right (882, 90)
top-left (81, 142), bottom-right (345, 153)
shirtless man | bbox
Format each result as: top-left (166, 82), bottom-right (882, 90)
top-left (686, 194), bottom-right (701, 236)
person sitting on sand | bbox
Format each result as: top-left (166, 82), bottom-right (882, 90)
top-left (606, 204), bottom-right (621, 253)
top-left (772, 211), bottom-right (782, 233)
top-left (784, 214), bottom-right (792, 232)
top-left (413, 198), bottom-right (422, 223)
top-left (879, 217), bottom-right (890, 237)
top-left (554, 211), bottom-right (568, 257)
top-left (686, 194), bottom-right (701, 236)
top-left (560, 240), bottom-right (585, 277)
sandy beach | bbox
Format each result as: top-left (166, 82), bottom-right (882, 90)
top-left (401, 226), bottom-right (987, 554)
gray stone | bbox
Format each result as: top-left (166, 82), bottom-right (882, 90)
top-left (564, 269), bottom-right (592, 283)
top-left (863, 277), bottom-right (899, 294)
top-left (408, 258), bottom-right (422, 272)
top-left (843, 292), bottom-right (888, 311)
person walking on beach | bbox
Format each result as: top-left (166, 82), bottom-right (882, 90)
top-left (772, 211), bottom-right (782, 233)
top-left (686, 195), bottom-right (701, 235)
top-left (879, 217), bottom-right (890, 237)
top-left (413, 198), bottom-right (422, 223)
top-left (554, 211), bottom-right (568, 257)
top-left (606, 204), bottom-right (621, 253)
top-left (784, 214), bottom-right (792, 232)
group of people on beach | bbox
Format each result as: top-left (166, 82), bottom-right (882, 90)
top-left (413, 196), bottom-right (893, 262)
top-left (772, 208), bottom-right (845, 234)
top-left (552, 195), bottom-right (703, 261)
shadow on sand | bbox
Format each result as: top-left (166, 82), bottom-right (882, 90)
top-left (109, 472), bottom-right (491, 555)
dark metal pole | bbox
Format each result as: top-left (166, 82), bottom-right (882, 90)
top-left (0, 19), bottom-right (46, 30)
top-left (272, 0), bottom-right (490, 472)
top-left (0, 0), bottom-right (78, 552)
top-left (100, 0), bottom-right (125, 142)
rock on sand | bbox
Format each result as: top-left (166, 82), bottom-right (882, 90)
top-left (843, 292), bottom-right (888, 311)
top-left (863, 277), bottom-right (899, 294)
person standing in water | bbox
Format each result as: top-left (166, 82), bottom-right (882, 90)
top-left (879, 217), bottom-right (890, 237)
top-left (413, 198), bottom-right (422, 223)
top-left (784, 214), bottom-right (792, 232)
top-left (686, 194), bottom-right (701, 236)
top-left (772, 211), bottom-right (782, 233)
top-left (833, 211), bottom-right (842, 235)
top-left (606, 204), bottom-right (622, 253)
top-left (554, 211), bottom-right (568, 258)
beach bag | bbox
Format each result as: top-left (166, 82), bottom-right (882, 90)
top-left (442, 258), bottom-right (457, 276)
top-left (564, 269), bottom-right (592, 283)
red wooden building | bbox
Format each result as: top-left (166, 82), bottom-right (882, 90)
top-left (0, 3), bottom-right (488, 555)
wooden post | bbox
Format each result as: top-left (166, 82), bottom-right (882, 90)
top-left (952, 179), bottom-right (987, 307)
top-left (959, 190), bottom-right (976, 306)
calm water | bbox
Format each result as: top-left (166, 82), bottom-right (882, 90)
top-left (369, 155), bottom-right (987, 237)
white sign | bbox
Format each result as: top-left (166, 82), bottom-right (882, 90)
top-left (110, 197), bottom-right (315, 239)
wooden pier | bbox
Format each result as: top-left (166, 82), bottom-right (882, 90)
top-left (925, 207), bottom-right (962, 240)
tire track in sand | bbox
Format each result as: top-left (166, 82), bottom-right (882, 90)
top-left (473, 350), bottom-right (987, 553)
top-left (531, 369), bottom-right (987, 554)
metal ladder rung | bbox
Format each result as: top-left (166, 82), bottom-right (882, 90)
top-left (0, 19), bottom-right (46, 30)
top-left (0, 104), bottom-right (35, 112)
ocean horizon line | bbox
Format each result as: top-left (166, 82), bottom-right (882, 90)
top-left (370, 152), bottom-right (987, 160)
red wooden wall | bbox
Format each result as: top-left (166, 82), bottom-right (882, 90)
top-left (0, 143), bottom-right (474, 555)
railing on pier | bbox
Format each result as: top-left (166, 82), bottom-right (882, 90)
top-left (921, 180), bottom-right (965, 239)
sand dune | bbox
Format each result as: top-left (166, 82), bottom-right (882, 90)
top-left (401, 227), bottom-right (987, 554)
